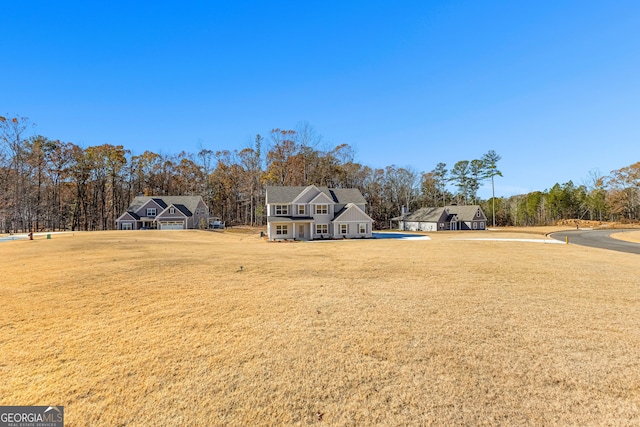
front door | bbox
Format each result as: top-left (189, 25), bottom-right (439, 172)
top-left (298, 225), bottom-right (304, 239)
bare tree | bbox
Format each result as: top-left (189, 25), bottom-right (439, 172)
top-left (0, 116), bottom-right (32, 231)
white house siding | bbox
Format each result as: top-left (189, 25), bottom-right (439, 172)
top-left (403, 221), bottom-right (437, 232)
top-left (332, 221), bottom-right (372, 238)
top-left (268, 222), bottom-right (295, 240)
top-left (333, 205), bottom-right (374, 238)
top-left (313, 222), bottom-right (332, 239)
top-left (309, 192), bottom-right (335, 220)
top-left (268, 204), bottom-right (290, 216)
top-left (313, 212), bottom-right (332, 224)
top-left (266, 186), bottom-right (374, 241)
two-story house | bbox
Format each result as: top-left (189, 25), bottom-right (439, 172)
top-left (266, 185), bottom-right (373, 241)
top-left (116, 195), bottom-right (209, 230)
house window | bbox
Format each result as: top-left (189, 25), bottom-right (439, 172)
top-left (121, 223), bottom-right (132, 230)
top-left (276, 225), bottom-right (288, 235)
top-left (480, 222), bottom-right (485, 229)
top-left (298, 205), bottom-right (305, 215)
top-left (439, 223), bottom-right (444, 229)
top-left (358, 223), bottom-right (367, 234)
top-left (315, 204), bottom-right (328, 215)
top-left (275, 205), bottom-right (288, 215)
top-left (147, 208), bottom-right (157, 217)
top-left (473, 222), bottom-right (478, 229)
top-left (476, 210), bottom-right (481, 217)
top-left (340, 224), bottom-right (348, 234)
top-left (316, 224), bottom-right (328, 235)
top-left (170, 207), bottom-right (175, 214)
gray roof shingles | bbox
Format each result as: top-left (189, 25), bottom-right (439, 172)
top-left (399, 205), bottom-right (484, 222)
top-left (127, 196), bottom-right (204, 217)
top-left (266, 186), bottom-right (366, 205)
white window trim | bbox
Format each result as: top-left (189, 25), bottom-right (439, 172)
top-left (340, 224), bottom-right (348, 234)
top-left (147, 208), bottom-right (157, 217)
top-left (276, 225), bottom-right (288, 235)
top-left (275, 205), bottom-right (289, 215)
top-left (170, 207), bottom-right (175, 214)
top-left (315, 204), bottom-right (328, 215)
top-left (315, 224), bottom-right (328, 235)
top-left (358, 223), bottom-right (367, 234)
top-left (298, 205), bottom-right (305, 215)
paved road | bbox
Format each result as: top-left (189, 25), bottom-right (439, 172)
top-left (550, 229), bottom-right (640, 255)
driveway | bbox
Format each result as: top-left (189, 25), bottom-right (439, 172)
top-left (550, 229), bottom-right (640, 255)
top-left (373, 232), bottom-right (431, 240)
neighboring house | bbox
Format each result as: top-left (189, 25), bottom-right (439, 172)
top-left (266, 185), bottom-right (373, 240)
top-left (116, 195), bottom-right (209, 230)
top-left (394, 205), bottom-right (487, 231)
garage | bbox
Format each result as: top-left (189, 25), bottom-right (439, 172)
top-left (159, 221), bottom-right (185, 230)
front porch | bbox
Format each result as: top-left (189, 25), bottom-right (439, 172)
top-left (267, 217), bottom-right (314, 241)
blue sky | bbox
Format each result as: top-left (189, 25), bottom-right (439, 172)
top-left (3, 1), bottom-right (639, 198)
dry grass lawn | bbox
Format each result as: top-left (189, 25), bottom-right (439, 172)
top-left (611, 230), bottom-right (640, 243)
top-left (1, 229), bottom-right (639, 426)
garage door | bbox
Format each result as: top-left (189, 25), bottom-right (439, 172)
top-left (160, 221), bottom-right (185, 230)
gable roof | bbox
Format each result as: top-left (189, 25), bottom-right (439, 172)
top-left (446, 205), bottom-right (486, 222)
top-left (400, 207), bottom-right (446, 222)
top-left (173, 204), bottom-right (192, 216)
top-left (291, 184), bottom-right (321, 204)
top-left (116, 211), bottom-right (140, 221)
top-left (157, 204), bottom-right (190, 218)
top-left (399, 205), bottom-right (485, 223)
top-left (266, 186), bottom-right (366, 205)
top-left (151, 198), bottom-right (168, 209)
top-left (308, 191), bottom-right (335, 205)
top-left (333, 203), bottom-right (373, 222)
top-left (126, 196), bottom-right (204, 217)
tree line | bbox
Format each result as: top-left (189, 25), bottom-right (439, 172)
top-left (1, 116), bottom-right (638, 232)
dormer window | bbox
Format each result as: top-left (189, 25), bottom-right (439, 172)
top-left (298, 205), bottom-right (305, 215)
top-left (147, 208), bottom-right (157, 217)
